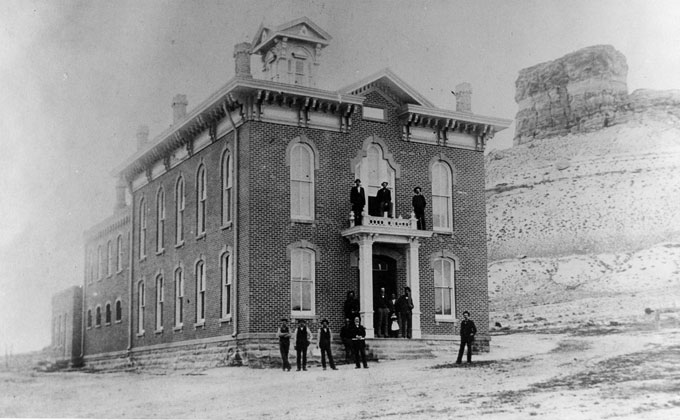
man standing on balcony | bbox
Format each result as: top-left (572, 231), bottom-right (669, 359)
top-left (350, 179), bottom-right (366, 225)
top-left (412, 186), bottom-right (427, 230)
top-left (376, 181), bottom-right (392, 218)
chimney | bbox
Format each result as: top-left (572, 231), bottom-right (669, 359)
top-left (136, 125), bottom-right (149, 149)
top-left (234, 42), bottom-right (252, 78)
top-left (455, 82), bottom-right (472, 112)
top-left (115, 177), bottom-right (127, 210)
top-left (172, 94), bottom-right (188, 124)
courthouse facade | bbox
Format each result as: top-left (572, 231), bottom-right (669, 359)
top-left (54, 17), bottom-right (510, 366)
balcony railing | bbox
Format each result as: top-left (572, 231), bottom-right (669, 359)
top-left (349, 211), bottom-right (418, 229)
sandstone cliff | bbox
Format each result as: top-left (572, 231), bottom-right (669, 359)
top-left (487, 45), bottom-right (680, 329)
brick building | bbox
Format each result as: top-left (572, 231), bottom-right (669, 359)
top-left (67, 17), bottom-right (510, 367)
top-left (50, 286), bottom-right (82, 366)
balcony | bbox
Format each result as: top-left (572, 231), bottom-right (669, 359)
top-left (340, 212), bottom-right (432, 243)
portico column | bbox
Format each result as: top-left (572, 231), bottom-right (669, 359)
top-left (407, 238), bottom-right (422, 339)
top-left (358, 235), bottom-right (375, 338)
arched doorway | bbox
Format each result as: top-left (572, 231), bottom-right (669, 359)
top-left (373, 255), bottom-right (396, 334)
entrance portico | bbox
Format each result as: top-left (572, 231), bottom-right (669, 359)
top-left (342, 213), bottom-right (432, 338)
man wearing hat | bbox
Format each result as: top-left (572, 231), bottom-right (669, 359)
top-left (376, 181), bottom-right (392, 218)
top-left (294, 319), bottom-right (313, 371)
top-left (316, 318), bottom-right (338, 370)
top-left (350, 179), bottom-right (366, 225)
top-left (276, 317), bottom-right (292, 371)
top-left (412, 186), bottom-right (427, 230)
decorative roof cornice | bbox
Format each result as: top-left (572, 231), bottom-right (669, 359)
top-left (83, 206), bottom-right (131, 242)
top-left (399, 104), bottom-right (512, 133)
top-left (339, 68), bottom-right (435, 108)
top-left (251, 16), bottom-right (332, 55)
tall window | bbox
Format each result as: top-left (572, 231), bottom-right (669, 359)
top-left (221, 253), bottom-right (232, 319)
top-left (174, 268), bottom-right (184, 327)
top-left (291, 248), bottom-right (314, 314)
top-left (116, 234), bottom-right (123, 272)
top-left (97, 245), bottom-right (103, 279)
top-left (196, 166), bottom-right (207, 235)
top-left (221, 151), bottom-right (232, 226)
top-left (105, 303), bottom-right (112, 324)
top-left (115, 299), bottom-right (122, 322)
top-left (155, 275), bottom-right (164, 331)
top-left (87, 309), bottom-right (92, 328)
top-left (293, 58), bottom-right (306, 85)
top-left (156, 188), bottom-right (165, 252)
top-left (137, 281), bottom-right (145, 334)
top-left (195, 261), bottom-right (206, 323)
top-left (289, 143), bottom-right (314, 220)
top-left (139, 198), bottom-right (147, 259)
top-left (95, 306), bottom-right (102, 327)
top-left (432, 161), bottom-right (453, 231)
top-left (433, 258), bottom-right (455, 318)
top-left (106, 240), bottom-right (112, 276)
top-left (175, 177), bottom-right (185, 244)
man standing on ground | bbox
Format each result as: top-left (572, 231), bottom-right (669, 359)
top-left (350, 179), bottom-right (366, 225)
top-left (276, 317), bottom-right (292, 371)
top-left (412, 186), bottom-right (427, 230)
top-left (316, 319), bottom-right (338, 370)
top-left (456, 311), bottom-right (477, 364)
top-left (351, 316), bottom-right (369, 369)
top-left (294, 319), bottom-right (312, 371)
top-left (396, 287), bottom-right (414, 339)
top-left (340, 318), bottom-right (353, 363)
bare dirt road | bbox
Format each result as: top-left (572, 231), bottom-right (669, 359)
top-left (2, 323), bottom-right (679, 419)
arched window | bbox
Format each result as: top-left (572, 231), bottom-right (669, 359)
top-left (221, 252), bottom-right (232, 319)
top-left (106, 240), bottom-right (112, 276)
top-left (87, 309), bottom-right (92, 329)
top-left (139, 198), bottom-right (147, 259)
top-left (221, 151), bottom-right (233, 226)
top-left (97, 245), bottom-right (103, 280)
top-left (290, 248), bottom-right (315, 315)
top-left (289, 143), bottom-right (315, 220)
top-left (116, 234), bottom-right (123, 272)
top-left (95, 306), bottom-right (102, 327)
top-left (431, 161), bottom-right (453, 231)
top-left (195, 261), bottom-right (206, 323)
top-left (174, 268), bottom-right (184, 327)
top-left (137, 281), bottom-right (145, 334)
top-left (156, 188), bottom-right (165, 252)
top-left (105, 302), bottom-right (112, 324)
top-left (175, 176), bottom-right (185, 244)
top-left (433, 258), bottom-right (456, 319)
top-left (115, 299), bottom-right (122, 322)
top-left (353, 139), bottom-right (399, 217)
top-left (196, 165), bottom-right (207, 235)
top-left (155, 275), bottom-right (164, 331)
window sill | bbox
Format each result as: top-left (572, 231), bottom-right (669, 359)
top-left (196, 233), bottom-right (206, 242)
top-left (139, 256), bottom-right (147, 263)
top-left (220, 316), bottom-right (232, 323)
top-left (435, 316), bottom-right (456, 323)
top-left (105, 322), bottom-right (111, 326)
top-left (290, 313), bottom-right (317, 321)
top-left (154, 328), bottom-right (164, 334)
top-left (155, 249), bottom-right (165, 256)
top-left (173, 325), bottom-right (183, 332)
top-left (136, 332), bottom-right (145, 337)
top-left (115, 320), bottom-right (122, 324)
top-left (290, 218), bottom-right (316, 225)
top-left (175, 241), bottom-right (184, 249)
top-left (432, 229), bottom-right (453, 236)
top-left (194, 321), bottom-right (205, 329)
top-left (116, 269), bottom-right (124, 275)
top-left (221, 222), bottom-right (233, 230)
top-left (95, 325), bottom-right (101, 329)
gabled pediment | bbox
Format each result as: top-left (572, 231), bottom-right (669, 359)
top-left (251, 17), bottom-right (332, 55)
top-left (339, 68), bottom-right (434, 108)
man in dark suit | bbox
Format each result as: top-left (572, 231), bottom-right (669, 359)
top-left (350, 316), bottom-right (368, 369)
top-left (456, 310), bottom-right (477, 364)
top-left (376, 181), bottom-right (392, 217)
top-left (396, 287), bottom-right (414, 339)
top-left (374, 287), bottom-right (389, 338)
top-left (412, 186), bottom-right (427, 230)
top-left (350, 179), bottom-right (366, 225)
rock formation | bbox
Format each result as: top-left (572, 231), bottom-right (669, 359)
top-left (488, 45), bottom-right (680, 329)
top-left (514, 45), bottom-right (680, 145)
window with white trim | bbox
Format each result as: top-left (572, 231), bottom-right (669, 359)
top-left (195, 261), bottom-right (206, 324)
top-left (289, 143), bottom-right (314, 220)
top-left (174, 268), bottom-right (184, 327)
top-left (291, 248), bottom-right (315, 315)
top-left (156, 188), bottom-right (165, 252)
top-left (155, 275), bottom-right (164, 331)
top-left (137, 281), bottom-right (145, 334)
top-left (116, 234), bottom-right (123, 272)
top-left (95, 305), bottom-right (102, 327)
top-left (433, 258), bottom-right (455, 318)
top-left (139, 198), bottom-right (147, 259)
top-left (115, 299), bottom-right (122, 322)
top-left (432, 161), bottom-right (453, 231)
top-left (105, 303), bottom-right (111, 324)
top-left (196, 166), bottom-right (207, 235)
top-left (175, 177), bottom-right (185, 244)
top-left (97, 245), bottom-right (103, 279)
top-left (221, 151), bottom-right (232, 226)
top-left (221, 252), bottom-right (232, 319)
top-left (106, 240), bottom-right (112, 276)
top-left (87, 309), bottom-right (92, 329)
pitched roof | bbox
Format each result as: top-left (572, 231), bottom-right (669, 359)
top-left (339, 68), bottom-right (435, 108)
top-left (251, 16), bottom-right (332, 55)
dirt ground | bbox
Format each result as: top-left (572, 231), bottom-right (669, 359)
top-left (2, 322), bottom-right (680, 419)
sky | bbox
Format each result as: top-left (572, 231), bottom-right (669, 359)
top-left (1, 0), bottom-right (680, 354)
